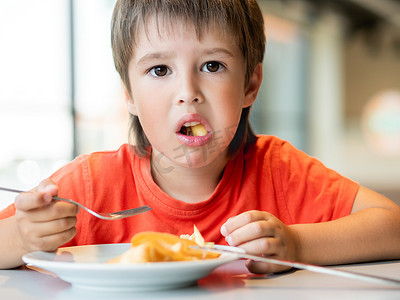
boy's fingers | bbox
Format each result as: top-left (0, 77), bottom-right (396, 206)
top-left (221, 210), bottom-right (271, 237)
top-left (25, 226), bottom-right (77, 253)
top-left (27, 216), bottom-right (77, 238)
top-left (224, 221), bottom-right (276, 247)
top-left (36, 179), bottom-right (58, 201)
top-left (15, 179), bottom-right (58, 211)
top-left (239, 236), bottom-right (279, 256)
top-left (220, 212), bottom-right (251, 236)
top-left (23, 201), bottom-right (79, 222)
top-left (246, 259), bottom-right (291, 274)
top-left (14, 191), bottom-right (46, 211)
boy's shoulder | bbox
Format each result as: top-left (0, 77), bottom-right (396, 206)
top-left (76, 144), bottom-right (137, 163)
top-left (53, 144), bottom-right (137, 177)
top-left (254, 135), bottom-right (285, 147)
top-left (243, 135), bottom-right (283, 167)
top-left (245, 135), bottom-right (308, 168)
top-left (246, 135), bottom-right (287, 156)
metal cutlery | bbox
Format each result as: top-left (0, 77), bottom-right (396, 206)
top-left (0, 186), bottom-right (151, 220)
top-left (191, 245), bottom-right (400, 286)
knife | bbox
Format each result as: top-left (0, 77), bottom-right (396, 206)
top-left (191, 245), bottom-right (400, 286)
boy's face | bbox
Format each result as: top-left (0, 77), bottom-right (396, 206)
top-left (126, 18), bottom-right (259, 169)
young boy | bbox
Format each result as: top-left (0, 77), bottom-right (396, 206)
top-left (1, 0), bottom-right (400, 273)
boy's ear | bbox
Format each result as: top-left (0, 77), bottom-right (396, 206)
top-left (243, 63), bottom-right (263, 108)
top-left (123, 82), bottom-right (138, 116)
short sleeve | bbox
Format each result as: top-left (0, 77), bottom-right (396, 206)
top-left (277, 140), bottom-right (359, 224)
top-left (50, 155), bottom-right (90, 205)
top-left (0, 203), bottom-right (16, 219)
top-left (0, 157), bottom-right (88, 221)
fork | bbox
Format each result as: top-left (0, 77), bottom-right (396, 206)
top-left (0, 187), bottom-right (151, 220)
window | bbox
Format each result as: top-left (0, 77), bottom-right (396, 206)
top-left (0, 0), bottom-right (125, 209)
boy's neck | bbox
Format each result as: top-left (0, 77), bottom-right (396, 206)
top-left (150, 151), bottom-right (228, 203)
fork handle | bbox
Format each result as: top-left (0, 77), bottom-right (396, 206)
top-left (1, 187), bottom-right (67, 202)
top-left (0, 187), bottom-right (26, 194)
top-left (0, 187), bottom-right (77, 207)
top-left (52, 196), bottom-right (90, 212)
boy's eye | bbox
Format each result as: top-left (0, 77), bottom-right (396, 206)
top-left (202, 61), bottom-right (223, 73)
top-left (149, 65), bottom-right (170, 77)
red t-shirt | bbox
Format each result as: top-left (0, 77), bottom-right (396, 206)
top-left (0, 135), bottom-right (359, 246)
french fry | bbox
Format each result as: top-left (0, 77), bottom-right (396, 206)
top-left (191, 124), bottom-right (207, 136)
top-left (109, 226), bottom-right (219, 263)
top-left (180, 224), bottom-right (214, 247)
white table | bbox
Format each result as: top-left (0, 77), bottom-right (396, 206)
top-left (1, 260), bottom-right (400, 300)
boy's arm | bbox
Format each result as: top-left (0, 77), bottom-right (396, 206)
top-left (293, 186), bottom-right (400, 266)
top-left (0, 215), bottom-right (27, 268)
top-left (221, 186), bottom-right (400, 274)
top-left (0, 181), bottom-right (78, 269)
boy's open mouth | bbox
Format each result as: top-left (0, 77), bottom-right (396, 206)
top-left (179, 122), bottom-right (208, 137)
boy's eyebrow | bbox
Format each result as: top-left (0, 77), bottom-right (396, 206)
top-left (136, 52), bottom-right (169, 65)
top-left (136, 48), bottom-right (234, 65)
top-left (204, 48), bottom-right (235, 58)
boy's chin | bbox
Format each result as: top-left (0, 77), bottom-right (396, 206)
top-left (151, 146), bottom-right (229, 171)
top-left (175, 150), bottom-right (229, 170)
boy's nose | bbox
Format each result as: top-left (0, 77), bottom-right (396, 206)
top-left (178, 97), bottom-right (200, 104)
top-left (176, 73), bottom-right (203, 105)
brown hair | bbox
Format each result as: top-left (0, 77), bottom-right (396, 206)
top-left (111, 0), bottom-right (266, 157)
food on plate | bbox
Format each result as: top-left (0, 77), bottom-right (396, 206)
top-left (179, 224), bottom-right (214, 247)
top-left (108, 225), bottom-right (219, 263)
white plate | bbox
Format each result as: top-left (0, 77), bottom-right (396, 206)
top-left (22, 243), bottom-right (238, 292)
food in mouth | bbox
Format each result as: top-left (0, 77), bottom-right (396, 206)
top-left (108, 225), bottom-right (218, 263)
top-left (180, 122), bottom-right (208, 137)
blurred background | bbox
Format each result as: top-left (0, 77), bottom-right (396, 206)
top-left (0, 0), bottom-right (399, 209)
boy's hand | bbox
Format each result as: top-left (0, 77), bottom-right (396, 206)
top-left (14, 179), bottom-right (78, 254)
top-left (220, 210), bottom-right (299, 274)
